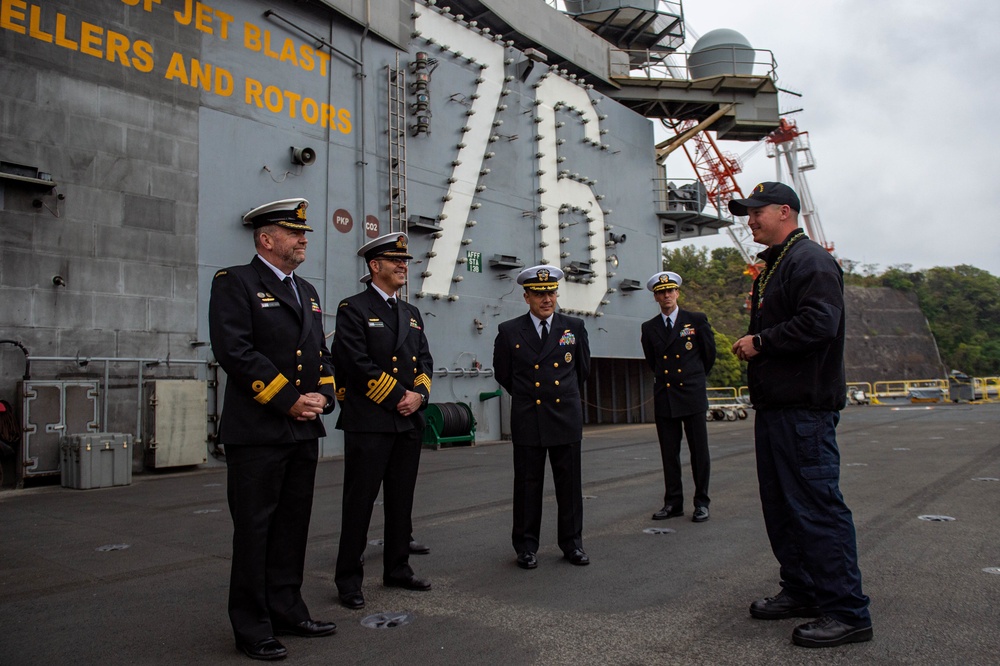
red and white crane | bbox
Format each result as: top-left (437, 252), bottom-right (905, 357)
top-left (659, 115), bottom-right (833, 278)
top-left (766, 118), bottom-right (832, 252)
top-left (660, 117), bottom-right (762, 276)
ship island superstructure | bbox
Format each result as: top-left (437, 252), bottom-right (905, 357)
top-left (0, 0), bottom-right (781, 478)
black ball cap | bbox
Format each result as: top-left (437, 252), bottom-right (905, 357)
top-left (728, 182), bottom-right (800, 216)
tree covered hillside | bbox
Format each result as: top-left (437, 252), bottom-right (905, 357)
top-left (845, 264), bottom-right (1000, 378)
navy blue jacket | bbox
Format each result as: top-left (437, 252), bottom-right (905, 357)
top-left (209, 256), bottom-right (335, 446)
top-left (494, 312), bottom-right (591, 447)
top-left (747, 229), bottom-right (847, 411)
top-left (332, 286), bottom-right (433, 433)
top-left (641, 308), bottom-right (716, 418)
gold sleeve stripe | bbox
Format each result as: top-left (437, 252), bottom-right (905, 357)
top-left (414, 373), bottom-right (432, 390)
top-left (370, 376), bottom-right (396, 403)
top-left (366, 373), bottom-right (398, 403)
top-left (318, 376), bottom-right (335, 385)
top-left (368, 376), bottom-right (396, 404)
top-left (254, 374), bottom-right (288, 404)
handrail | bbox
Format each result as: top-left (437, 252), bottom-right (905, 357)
top-left (434, 366), bottom-right (495, 378)
top-left (706, 386), bottom-right (740, 405)
top-left (613, 47), bottom-right (778, 83)
top-left (22, 354), bottom-right (214, 447)
top-left (973, 377), bottom-right (1000, 402)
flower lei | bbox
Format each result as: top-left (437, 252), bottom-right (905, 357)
top-left (756, 231), bottom-right (805, 308)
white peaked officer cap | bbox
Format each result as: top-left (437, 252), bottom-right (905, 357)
top-left (358, 232), bottom-right (413, 261)
top-left (646, 271), bottom-right (683, 292)
top-left (243, 198), bottom-right (312, 231)
top-left (517, 265), bottom-right (563, 292)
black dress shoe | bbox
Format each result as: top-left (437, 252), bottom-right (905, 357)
top-left (236, 637), bottom-right (287, 661)
top-left (652, 505), bottom-right (683, 520)
top-left (692, 506), bottom-right (710, 523)
top-left (274, 619), bottom-right (337, 638)
top-left (338, 591), bottom-right (365, 610)
top-left (516, 552), bottom-right (538, 569)
top-left (792, 616), bottom-right (873, 648)
top-left (749, 591), bottom-right (821, 620)
top-left (384, 575), bottom-right (432, 591)
top-left (409, 540), bottom-right (431, 554)
top-left (564, 548), bottom-right (590, 566)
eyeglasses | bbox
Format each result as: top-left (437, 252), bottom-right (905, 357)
top-left (379, 257), bottom-right (409, 266)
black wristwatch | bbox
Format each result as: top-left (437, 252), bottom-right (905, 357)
top-left (752, 334), bottom-right (762, 352)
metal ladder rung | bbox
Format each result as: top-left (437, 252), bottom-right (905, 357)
top-left (386, 55), bottom-right (409, 298)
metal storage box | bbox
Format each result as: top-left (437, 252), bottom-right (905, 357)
top-left (61, 433), bottom-right (133, 489)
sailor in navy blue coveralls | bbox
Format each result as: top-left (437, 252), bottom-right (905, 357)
top-left (731, 182), bottom-right (872, 649)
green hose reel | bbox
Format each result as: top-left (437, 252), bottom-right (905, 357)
top-left (421, 402), bottom-right (476, 449)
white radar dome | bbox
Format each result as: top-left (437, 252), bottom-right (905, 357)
top-left (688, 29), bottom-right (756, 79)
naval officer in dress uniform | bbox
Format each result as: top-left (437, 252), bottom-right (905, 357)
top-left (356, 273), bottom-right (432, 557)
top-left (332, 232), bottom-right (433, 610)
top-left (640, 271), bottom-right (716, 523)
top-left (209, 198), bottom-right (337, 661)
top-left (493, 265), bottom-right (592, 569)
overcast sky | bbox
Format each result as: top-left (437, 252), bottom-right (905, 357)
top-left (661, 0), bottom-right (1000, 277)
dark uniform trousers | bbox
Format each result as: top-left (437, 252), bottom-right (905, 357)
top-left (336, 430), bottom-right (422, 593)
top-left (654, 414), bottom-right (710, 508)
top-left (209, 257), bottom-right (336, 645)
top-left (640, 309), bottom-right (715, 510)
top-left (226, 441), bottom-right (318, 641)
top-left (512, 442), bottom-right (583, 555)
top-left (332, 286), bottom-right (433, 595)
top-left (755, 409), bottom-right (871, 624)
top-left (494, 312), bottom-right (591, 556)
